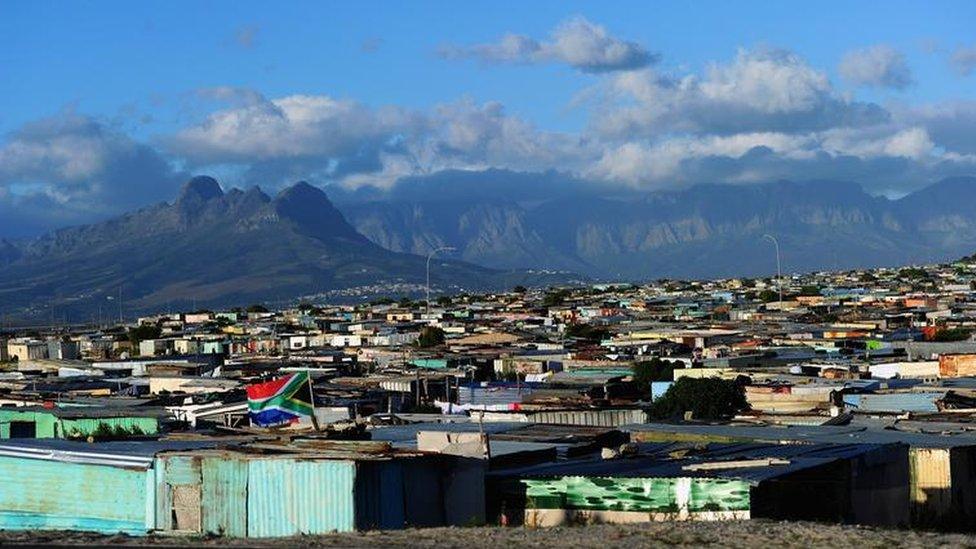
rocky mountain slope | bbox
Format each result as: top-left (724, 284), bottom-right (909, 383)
top-left (0, 177), bottom-right (569, 320)
top-left (335, 171), bottom-right (976, 279)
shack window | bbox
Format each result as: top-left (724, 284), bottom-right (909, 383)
top-left (9, 421), bottom-right (36, 438)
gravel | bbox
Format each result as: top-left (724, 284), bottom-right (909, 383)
top-left (2, 520), bottom-right (975, 548)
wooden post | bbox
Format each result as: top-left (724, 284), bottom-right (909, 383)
top-left (306, 370), bottom-right (321, 431)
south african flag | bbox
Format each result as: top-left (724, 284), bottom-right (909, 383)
top-left (246, 371), bottom-right (315, 427)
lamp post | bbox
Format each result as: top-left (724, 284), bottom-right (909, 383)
top-left (762, 234), bottom-right (783, 304)
top-left (426, 246), bottom-right (455, 318)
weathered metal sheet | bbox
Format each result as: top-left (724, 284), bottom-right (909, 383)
top-left (62, 417), bottom-right (160, 438)
top-left (163, 455), bottom-right (202, 486)
top-left (910, 447), bottom-right (952, 526)
top-left (354, 460), bottom-right (405, 530)
top-left (202, 456), bottom-right (248, 537)
top-left (0, 455), bottom-right (151, 534)
top-left (247, 459), bottom-right (356, 537)
top-left (843, 393), bottom-right (942, 413)
top-left (525, 409), bottom-right (648, 427)
top-left (521, 475), bottom-right (750, 524)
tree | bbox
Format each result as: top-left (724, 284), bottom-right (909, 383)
top-left (564, 323), bottom-right (609, 343)
top-left (648, 377), bottom-right (749, 420)
top-left (127, 324), bottom-right (162, 346)
top-left (512, 285), bottom-right (528, 294)
top-left (934, 328), bottom-right (972, 342)
top-left (246, 304), bottom-right (269, 313)
top-left (417, 326), bottom-right (446, 348)
top-left (543, 288), bottom-right (571, 307)
top-left (899, 267), bottom-right (929, 281)
top-left (758, 289), bottom-right (779, 303)
top-left (632, 358), bottom-right (676, 394)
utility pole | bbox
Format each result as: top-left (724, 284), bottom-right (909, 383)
top-left (763, 234), bottom-right (783, 304)
top-left (426, 246), bottom-right (455, 318)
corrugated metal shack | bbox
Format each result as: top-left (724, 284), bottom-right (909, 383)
top-left (0, 438), bottom-right (484, 537)
top-left (488, 441), bottom-right (909, 528)
top-left (479, 408), bottom-right (648, 427)
top-left (0, 406), bottom-right (163, 439)
top-left (370, 421), bottom-right (629, 468)
top-left (0, 439), bottom-right (220, 534)
top-left (624, 421), bottom-right (976, 530)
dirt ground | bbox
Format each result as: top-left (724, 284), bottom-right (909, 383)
top-left (1, 521), bottom-right (975, 548)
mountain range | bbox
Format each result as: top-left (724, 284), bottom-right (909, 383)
top-left (0, 176), bottom-right (572, 321)
top-left (333, 170), bottom-right (976, 280)
top-left (3, 170), bottom-right (976, 321)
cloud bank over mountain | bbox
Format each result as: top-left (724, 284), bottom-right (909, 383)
top-left (1, 16), bottom-right (975, 235)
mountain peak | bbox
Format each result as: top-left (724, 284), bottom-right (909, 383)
top-left (178, 176), bottom-right (224, 203)
top-left (277, 180), bottom-right (321, 199)
top-left (273, 181), bottom-right (366, 242)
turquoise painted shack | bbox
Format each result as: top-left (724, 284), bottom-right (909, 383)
top-left (0, 406), bottom-right (162, 439)
top-left (0, 439), bottom-right (476, 537)
top-left (0, 439), bottom-right (212, 534)
top-left (411, 358), bottom-right (449, 369)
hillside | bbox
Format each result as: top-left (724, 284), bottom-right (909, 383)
top-left (0, 177), bottom-right (572, 320)
top-left (336, 171), bottom-right (976, 279)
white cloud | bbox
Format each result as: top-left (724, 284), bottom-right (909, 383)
top-left (839, 45), bottom-right (913, 89)
top-left (592, 48), bottom-right (888, 138)
top-left (900, 100), bottom-right (976, 154)
top-left (169, 92), bottom-right (421, 166)
top-left (951, 45), bottom-right (976, 76)
top-left (0, 110), bottom-right (183, 234)
top-left (234, 25), bottom-right (259, 49)
top-left (589, 126), bottom-right (947, 188)
top-left (167, 92), bottom-right (596, 189)
top-left (439, 17), bottom-right (656, 73)
top-left (3, 39), bottom-right (975, 237)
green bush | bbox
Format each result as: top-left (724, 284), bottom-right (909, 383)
top-left (648, 377), bottom-right (749, 420)
top-left (934, 328), bottom-right (972, 342)
top-left (417, 326), bottom-right (446, 347)
top-left (127, 324), bottom-right (162, 345)
top-left (564, 323), bottom-right (609, 343)
top-left (632, 358), bottom-right (677, 394)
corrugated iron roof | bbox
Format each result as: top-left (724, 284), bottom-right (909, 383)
top-left (491, 441), bottom-right (902, 484)
top-left (624, 421), bottom-right (976, 449)
top-left (0, 439), bottom-right (225, 468)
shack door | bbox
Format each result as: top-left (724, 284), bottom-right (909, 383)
top-left (161, 455), bottom-right (203, 533)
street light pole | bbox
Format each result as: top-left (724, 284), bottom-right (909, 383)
top-left (762, 234), bottom-right (783, 304)
top-left (426, 246), bottom-right (455, 318)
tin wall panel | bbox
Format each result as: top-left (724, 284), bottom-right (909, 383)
top-left (247, 459), bottom-right (356, 537)
top-left (162, 455), bottom-right (201, 486)
top-left (910, 447), bottom-right (952, 526)
top-left (354, 460), bottom-right (406, 530)
top-left (0, 456), bottom-right (151, 534)
top-left (202, 456), bottom-right (248, 537)
top-left (526, 409), bottom-right (648, 427)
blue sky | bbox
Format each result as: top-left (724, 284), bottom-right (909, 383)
top-left (1, 1), bottom-right (976, 235)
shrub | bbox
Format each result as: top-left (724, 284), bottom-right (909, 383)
top-left (648, 377), bottom-right (749, 420)
top-left (632, 358), bottom-right (677, 394)
top-left (417, 326), bottom-right (446, 347)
